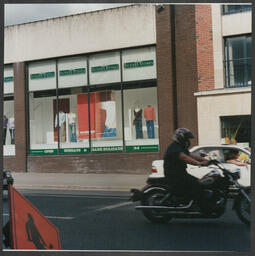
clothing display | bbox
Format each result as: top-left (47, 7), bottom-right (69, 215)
top-left (59, 123), bottom-right (66, 143)
top-left (3, 115), bottom-right (8, 145)
top-left (101, 101), bottom-right (116, 137)
top-left (134, 109), bottom-right (143, 139)
top-left (67, 113), bottom-right (76, 124)
top-left (8, 117), bottom-right (15, 144)
top-left (103, 127), bottom-right (116, 137)
top-left (55, 111), bottom-right (66, 128)
top-left (144, 105), bottom-right (156, 121)
top-left (69, 123), bottom-right (77, 142)
top-left (146, 120), bottom-right (155, 139)
top-left (55, 111), bottom-right (66, 142)
top-left (67, 113), bottom-right (77, 142)
top-left (144, 105), bottom-right (156, 139)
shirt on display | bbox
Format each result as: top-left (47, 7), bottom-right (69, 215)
top-left (144, 105), bottom-right (156, 121)
top-left (55, 111), bottom-right (66, 127)
top-left (9, 117), bottom-right (15, 129)
top-left (67, 113), bottom-right (76, 124)
top-left (101, 101), bottom-right (116, 129)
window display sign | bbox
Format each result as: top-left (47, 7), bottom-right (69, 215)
top-left (126, 145), bottom-right (158, 152)
top-left (58, 57), bottom-right (88, 88)
top-left (30, 149), bottom-right (58, 155)
top-left (122, 47), bottom-right (156, 81)
top-left (89, 52), bottom-right (121, 85)
top-left (4, 66), bottom-right (14, 94)
top-left (91, 146), bottom-right (123, 153)
top-left (28, 60), bottom-right (56, 91)
top-left (60, 148), bottom-right (90, 154)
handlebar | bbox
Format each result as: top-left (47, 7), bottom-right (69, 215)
top-left (207, 159), bottom-right (239, 178)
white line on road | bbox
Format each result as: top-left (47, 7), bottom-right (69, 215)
top-left (3, 212), bottom-right (74, 220)
top-left (95, 201), bottom-right (132, 212)
top-left (46, 216), bottom-right (74, 220)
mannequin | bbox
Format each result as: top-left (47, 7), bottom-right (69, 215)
top-left (102, 92), bottom-right (116, 138)
top-left (133, 105), bottom-right (143, 139)
top-left (67, 112), bottom-right (77, 142)
top-left (3, 115), bottom-right (8, 145)
top-left (55, 111), bottom-right (66, 142)
top-left (144, 105), bottom-right (156, 139)
top-left (8, 117), bottom-right (15, 144)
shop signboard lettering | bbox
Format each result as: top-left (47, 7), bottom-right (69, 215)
top-left (91, 64), bottom-right (119, 73)
top-left (30, 149), bottom-right (58, 155)
top-left (4, 76), bottom-right (14, 83)
top-left (125, 145), bottom-right (158, 152)
top-left (91, 146), bottom-right (123, 153)
top-left (30, 72), bottom-right (55, 80)
top-left (59, 68), bottom-right (86, 76)
top-left (60, 148), bottom-right (90, 154)
top-left (124, 60), bottom-right (154, 69)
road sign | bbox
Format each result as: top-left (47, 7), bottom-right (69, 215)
top-left (8, 185), bottom-right (61, 250)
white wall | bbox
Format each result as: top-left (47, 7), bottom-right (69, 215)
top-left (4, 5), bottom-right (156, 64)
top-left (197, 90), bottom-right (251, 145)
top-left (211, 5), bottom-right (224, 89)
top-left (222, 10), bottom-right (252, 36)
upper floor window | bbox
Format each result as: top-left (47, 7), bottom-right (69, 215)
top-left (222, 5), bottom-right (252, 15)
top-left (224, 35), bottom-right (251, 88)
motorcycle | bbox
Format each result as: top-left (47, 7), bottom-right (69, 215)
top-left (130, 160), bottom-right (250, 225)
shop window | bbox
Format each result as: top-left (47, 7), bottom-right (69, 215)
top-left (29, 90), bottom-right (58, 155)
top-left (123, 81), bottom-right (159, 152)
top-left (4, 65), bottom-right (15, 156)
top-left (28, 47), bottom-right (159, 155)
top-left (3, 96), bottom-right (15, 155)
top-left (222, 5), bottom-right (252, 15)
top-left (58, 87), bottom-right (90, 154)
top-left (224, 35), bottom-right (251, 88)
top-left (90, 84), bottom-right (123, 153)
top-left (221, 115), bottom-right (251, 147)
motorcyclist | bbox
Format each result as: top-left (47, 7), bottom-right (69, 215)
top-left (163, 128), bottom-right (214, 214)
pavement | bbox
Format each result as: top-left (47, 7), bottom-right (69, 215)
top-left (11, 172), bottom-right (148, 192)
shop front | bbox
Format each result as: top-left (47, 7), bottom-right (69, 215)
top-left (4, 46), bottom-right (162, 173)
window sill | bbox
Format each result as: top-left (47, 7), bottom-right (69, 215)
top-left (194, 86), bottom-right (251, 97)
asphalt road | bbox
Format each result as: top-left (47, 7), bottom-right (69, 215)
top-left (2, 189), bottom-right (250, 251)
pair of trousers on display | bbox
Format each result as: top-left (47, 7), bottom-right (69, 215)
top-left (134, 120), bottom-right (143, 139)
top-left (146, 120), bottom-right (155, 139)
top-left (69, 124), bottom-right (77, 142)
top-left (3, 128), bottom-right (6, 145)
top-left (103, 127), bottom-right (116, 137)
top-left (60, 124), bottom-right (66, 143)
top-left (9, 128), bottom-right (15, 144)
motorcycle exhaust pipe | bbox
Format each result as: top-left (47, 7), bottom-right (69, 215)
top-left (135, 200), bottom-right (194, 210)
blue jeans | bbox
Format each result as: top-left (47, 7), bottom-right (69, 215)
top-left (103, 127), bottom-right (116, 137)
top-left (69, 124), bottom-right (77, 142)
top-left (146, 120), bottom-right (155, 139)
top-left (134, 120), bottom-right (143, 139)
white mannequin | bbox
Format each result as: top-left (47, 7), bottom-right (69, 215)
top-left (8, 117), bottom-right (15, 129)
top-left (135, 106), bottom-right (141, 112)
top-left (67, 112), bottom-right (76, 124)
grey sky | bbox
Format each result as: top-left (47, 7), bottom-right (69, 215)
top-left (4, 3), bottom-right (131, 26)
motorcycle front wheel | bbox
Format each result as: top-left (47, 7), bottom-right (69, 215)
top-left (141, 188), bottom-right (172, 223)
top-left (235, 188), bottom-right (250, 225)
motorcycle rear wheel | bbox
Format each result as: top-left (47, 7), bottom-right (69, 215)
top-left (141, 188), bottom-right (172, 223)
top-left (235, 188), bottom-right (250, 225)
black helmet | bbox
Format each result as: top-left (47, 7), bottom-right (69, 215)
top-left (173, 128), bottom-right (194, 148)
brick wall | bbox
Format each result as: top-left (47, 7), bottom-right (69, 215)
top-left (195, 5), bottom-right (215, 91)
top-left (175, 5), bottom-right (199, 144)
